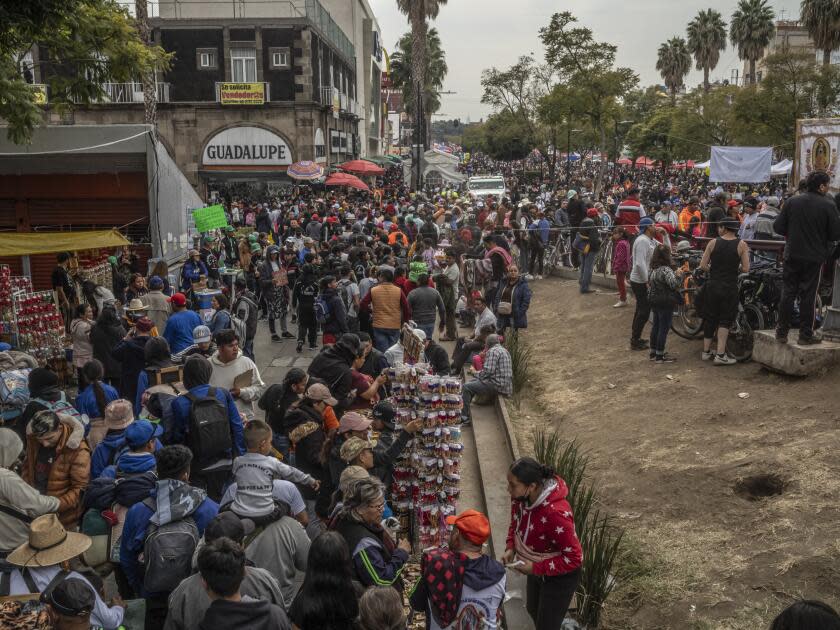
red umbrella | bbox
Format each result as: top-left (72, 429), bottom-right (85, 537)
top-left (325, 172), bottom-right (370, 191)
top-left (616, 157), bottom-right (633, 165)
top-left (337, 159), bottom-right (385, 176)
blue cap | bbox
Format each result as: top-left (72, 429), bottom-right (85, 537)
top-left (639, 217), bottom-right (655, 229)
top-left (0, 342), bottom-right (11, 352)
top-left (125, 419), bottom-right (163, 449)
top-left (149, 276), bottom-right (164, 289)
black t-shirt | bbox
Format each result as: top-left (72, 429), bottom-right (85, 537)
top-left (34, 446), bottom-right (56, 494)
top-left (52, 266), bottom-right (76, 301)
top-left (705, 206), bottom-right (726, 237)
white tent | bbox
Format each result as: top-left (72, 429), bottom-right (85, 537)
top-left (693, 160), bottom-right (710, 169)
top-left (770, 159), bottom-right (792, 176)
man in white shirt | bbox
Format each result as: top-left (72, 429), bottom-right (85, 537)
top-left (630, 217), bottom-right (658, 351)
top-left (654, 201), bottom-right (678, 231)
top-left (209, 329), bottom-right (266, 420)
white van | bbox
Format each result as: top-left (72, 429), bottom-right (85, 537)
top-left (467, 175), bottom-right (506, 201)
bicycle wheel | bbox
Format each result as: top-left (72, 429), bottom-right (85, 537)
top-left (602, 240), bottom-right (614, 277)
top-left (672, 276), bottom-right (703, 339)
top-left (726, 303), bottom-right (763, 362)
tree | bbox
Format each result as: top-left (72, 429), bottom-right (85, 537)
top-left (539, 11), bottom-right (638, 194)
top-left (670, 86), bottom-right (740, 155)
top-left (730, 0), bottom-right (775, 85)
top-left (460, 122), bottom-right (487, 153)
top-left (687, 9), bottom-right (727, 93)
top-left (482, 111), bottom-right (534, 161)
top-left (395, 0), bottom-right (448, 151)
top-left (800, 0), bottom-right (840, 66)
top-left (656, 37), bottom-right (692, 104)
top-left (0, 0), bottom-right (169, 144)
top-left (389, 28), bottom-right (447, 147)
top-left (135, 0), bottom-right (156, 126)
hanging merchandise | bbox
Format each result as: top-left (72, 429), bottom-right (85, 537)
top-left (0, 265), bottom-right (33, 336)
top-left (76, 251), bottom-right (114, 291)
top-left (14, 290), bottom-right (65, 362)
top-left (386, 363), bottom-right (463, 549)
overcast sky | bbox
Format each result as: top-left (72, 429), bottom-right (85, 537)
top-left (369, 0), bottom-right (802, 121)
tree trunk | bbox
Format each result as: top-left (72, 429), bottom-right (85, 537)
top-left (670, 87), bottom-right (677, 106)
top-left (749, 59), bottom-right (757, 85)
top-left (824, 48), bottom-right (832, 66)
top-left (135, 0), bottom-right (157, 128)
top-left (594, 124), bottom-right (607, 197)
top-left (703, 66), bottom-right (710, 93)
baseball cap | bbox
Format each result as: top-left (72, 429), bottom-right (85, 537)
top-left (124, 419), bottom-right (163, 449)
top-left (727, 199), bottom-right (741, 208)
top-left (193, 325), bottom-right (212, 344)
top-left (340, 437), bottom-right (373, 463)
top-left (446, 509), bottom-right (491, 545)
top-left (371, 401), bottom-right (396, 428)
top-left (306, 383), bottom-right (338, 406)
top-left (148, 276), bottom-right (164, 290)
top-left (639, 217), bottom-right (654, 229)
top-left (205, 511), bottom-right (255, 543)
top-left (43, 577), bottom-right (95, 617)
top-left (339, 411), bottom-right (373, 434)
top-left (566, 190), bottom-right (577, 199)
top-left (167, 292), bottom-right (187, 307)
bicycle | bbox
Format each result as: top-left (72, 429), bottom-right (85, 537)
top-left (594, 232), bottom-right (614, 277)
top-left (670, 252), bottom-right (705, 340)
top-left (544, 231), bottom-right (573, 276)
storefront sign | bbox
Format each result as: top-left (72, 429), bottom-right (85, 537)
top-left (202, 126), bottom-right (293, 167)
top-left (192, 204), bottom-right (229, 232)
top-left (218, 82), bottom-right (265, 105)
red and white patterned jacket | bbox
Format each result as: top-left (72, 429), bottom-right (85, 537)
top-left (505, 476), bottom-right (583, 576)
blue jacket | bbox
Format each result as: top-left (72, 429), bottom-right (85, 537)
top-left (75, 382), bottom-right (119, 420)
top-left (494, 278), bottom-right (532, 329)
top-left (170, 384), bottom-right (246, 458)
top-left (181, 260), bottom-right (207, 290)
top-left (208, 310), bottom-right (231, 335)
top-left (101, 450), bottom-right (158, 480)
top-left (90, 430), bottom-right (127, 479)
top-left (120, 479), bottom-right (218, 597)
top-left (529, 218), bottom-right (550, 245)
top-left (163, 310), bottom-right (202, 354)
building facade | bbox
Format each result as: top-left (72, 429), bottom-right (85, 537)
top-left (27, 0), bottom-right (385, 198)
top-left (740, 20), bottom-right (840, 84)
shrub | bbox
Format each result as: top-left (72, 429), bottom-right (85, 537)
top-left (504, 330), bottom-right (532, 408)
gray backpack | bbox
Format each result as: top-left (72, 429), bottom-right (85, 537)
top-left (141, 497), bottom-right (199, 593)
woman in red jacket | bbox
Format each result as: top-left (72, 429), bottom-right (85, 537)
top-left (502, 457), bottom-right (583, 630)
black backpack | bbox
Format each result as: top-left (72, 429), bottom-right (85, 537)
top-left (186, 386), bottom-right (232, 465)
top-left (141, 497), bottom-right (198, 594)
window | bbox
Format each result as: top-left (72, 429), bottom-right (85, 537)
top-left (196, 48), bottom-right (217, 71)
top-left (269, 48), bottom-right (290, 69)
top-left (230, 47), bottom-right (257, 82)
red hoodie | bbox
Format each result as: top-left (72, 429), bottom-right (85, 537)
top-left (505, 476), bottom-right (583, 576)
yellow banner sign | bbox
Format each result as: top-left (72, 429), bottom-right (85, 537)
top-left (219, 82), bottom-right (265, 105)
top-left (31, 84), bottom-right (48, 105)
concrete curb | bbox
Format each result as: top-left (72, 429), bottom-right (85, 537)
top-left (550, 267), bottom-right (618, 292)
top-left (495, 396), bottom-right (521, 460)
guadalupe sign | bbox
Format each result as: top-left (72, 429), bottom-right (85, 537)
top-left (202, 126), bottom-right (293, 167)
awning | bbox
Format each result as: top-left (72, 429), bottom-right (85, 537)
top-left (0, 229), bottom-right (130, 256)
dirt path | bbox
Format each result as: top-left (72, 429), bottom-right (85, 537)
top-left (510, 276), bottom-right (840, 630)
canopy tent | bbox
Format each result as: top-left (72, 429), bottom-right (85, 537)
top-left (0, 229), bottom-right (130, 257)
top-left (616, 157), bottom-right (633, 166)
top-left (693, 160), bottom-right (711, 169)
top-left (421, 149), bottom-right (466, 184)
top-left (325, 172), bottom-right (370, 191)
top-left (771, 159), bottom-right (793, 176)
top-left (635, 156), bottom-right (656, 168)
top-left (366, 155), bottom-right (395, 168)
top-left (384, 155), bottom-right (403, 165)
top-left (337, 159), bottom-right (385, 176)
top-left (671, 160), bottom-right (696, 170)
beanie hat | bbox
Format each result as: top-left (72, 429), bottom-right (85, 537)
top-left (28, 368), bottom-right (58, 397)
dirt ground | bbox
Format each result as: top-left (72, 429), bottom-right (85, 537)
top-left (510, 276), bottom-right (840, 630)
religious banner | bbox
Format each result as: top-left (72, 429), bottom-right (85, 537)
top-left (795, 118), bottom-right (840, 193)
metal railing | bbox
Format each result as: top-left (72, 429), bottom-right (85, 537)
top-left (214, 82), bottom-right (270, 103)
top-left (97, 82), bottom-right (170, 104)
top-left (304, 0), bottom-right (355, 61)
top-left (318, 85), bottom-right (333, 107)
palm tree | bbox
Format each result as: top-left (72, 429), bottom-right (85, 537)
top-left (135, 0), bottom-right (156, 126)
top-left (801, 0), bottom-right (840, 66)
top-left (687, 9), bottom-right (727, 93)
top-left (730, 0), bottom-right (775, 84)
top-left (656, 37), bottom-right (692, 104)
top-left (395, 0), bottom-right (447, 150)
top-left (389, 29), bottom-right (447, 146)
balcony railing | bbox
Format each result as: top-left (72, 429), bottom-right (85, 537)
top-left (100, 82), bottom-right (170, 104)
top-left (318, 86), bottom-right (333, 107)
top-left (304, 0), bottom-right (355, 61)
top-left (215, 82), bottom-right (270, 104)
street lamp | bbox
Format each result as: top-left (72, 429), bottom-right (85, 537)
top-left (565, 128), bottom-right (582, 184)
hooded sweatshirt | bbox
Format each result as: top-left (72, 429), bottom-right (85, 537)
top-left (0, 429), bottom-right (60, 553)
top-left (199, 594), bottom-right (290, 630)
top-left (505, 476), bottom-right (583, 576)
top-left (209, 350), bottom-right (266, 417)
top-left (90, 429), bottom-right (128, 478)
top-left (120, 478), bottom-right (218, 596)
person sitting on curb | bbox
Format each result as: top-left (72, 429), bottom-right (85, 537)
top-left (165, 512), bottom-right (288, 629)
top-left (22, 411), bottom-right (90, 527)
top-left (461, 335), bottom-right (513, 426)
top-left (409, 509), bottom-right (506, 629)
top-left (3, 513), bottom-right (125, 629)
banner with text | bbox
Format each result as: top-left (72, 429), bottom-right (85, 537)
top-left (192, 204), bottom-right (229, 232)
top-left (218, 82), bottom-right (265, 105)
top-left (709, 146), bottom-right (772, 183)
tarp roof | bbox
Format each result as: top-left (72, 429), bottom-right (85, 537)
top-left (0, 229), bottom-right (130, 256)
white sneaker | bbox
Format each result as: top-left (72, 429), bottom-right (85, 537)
top-left (701, 351), bottom-right (714, 361)
top-left (536, 275), bottom-right (544, 280)
top-left (713, 353), bottom-right (737, 365)
top-left (613, 300), bottom-right (627, 308)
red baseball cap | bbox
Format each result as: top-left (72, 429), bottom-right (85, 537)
top-left (727, 199), bottom-right (741, 208)
top-left (445, 509), bottom-right (490, 545)
top-left (167, 292), bottom-right (187, 307)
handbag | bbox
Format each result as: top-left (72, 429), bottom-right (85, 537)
top-left (497, 301), bottom-right (512, 316)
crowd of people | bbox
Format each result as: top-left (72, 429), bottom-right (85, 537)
top-left (1, 151), bottom-right (838, 630)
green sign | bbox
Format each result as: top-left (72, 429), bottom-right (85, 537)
top-left (192, 204), bottom-right (229, 232)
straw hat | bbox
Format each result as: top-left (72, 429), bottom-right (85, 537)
top-left (7, 514), bottom-right (91, 567)
top-left (124, 299), bottom-right (148, 313)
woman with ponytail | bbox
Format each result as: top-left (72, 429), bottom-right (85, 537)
top-left (502, 457), bottom-right (583, 630)
top-left (74, 359), bottom-right (119, 449)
